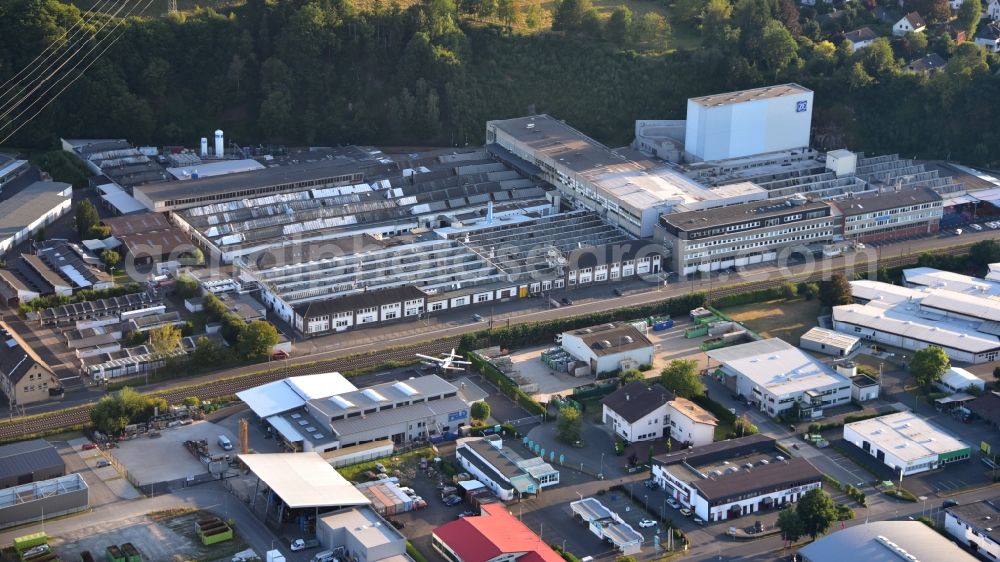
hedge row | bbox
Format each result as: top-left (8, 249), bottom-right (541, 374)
top-left (467, 353), bottom-right (546, 415)
top-left (458, 293), bottom-right (706, 351)
top-left (406, 542), bottom-right (430, 562)
top-left (691, 395), bottom-right (736, 425)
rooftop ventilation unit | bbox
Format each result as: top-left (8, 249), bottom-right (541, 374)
top-left (331, 395), bottom-right (355, 408)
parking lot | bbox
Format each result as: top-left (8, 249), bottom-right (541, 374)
top-left (107, 420), bottom-right (238, 486)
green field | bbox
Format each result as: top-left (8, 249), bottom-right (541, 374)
top-left (721, 298), bottom-right (822, 344)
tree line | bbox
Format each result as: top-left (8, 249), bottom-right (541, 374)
top-left (3, 0), bottom-right (1000, 165)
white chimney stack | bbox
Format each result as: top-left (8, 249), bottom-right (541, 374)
top-left (199, 138), bottom-right (208, 157)
top-left (214, 129), bottom-right (224, 157)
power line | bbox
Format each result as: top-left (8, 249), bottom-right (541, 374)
top-left (0, 0), bottom-right (158, 145)
top-left (0, 0), bottom-right (133, 123)
top-left (0, 0), bottom-right (117, 96)
top-left (0, 0), bottom-right (121, 110)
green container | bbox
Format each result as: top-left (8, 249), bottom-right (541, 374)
top-left (199, 527), bottom-right (233, 545)
top-left (14, 533), bottom-right (48, 553)
top-left (120, 543), bottom-right (141, 562)
top-left (105, 545), bottom-right (125, 562)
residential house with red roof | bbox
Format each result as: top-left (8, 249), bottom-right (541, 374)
top-left (432, 503), bottom-right (564, 562)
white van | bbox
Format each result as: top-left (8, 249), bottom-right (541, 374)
top-left (218, 435), bottom-right (233, 451)
top-left (311, 550), bottom-right (336, 562)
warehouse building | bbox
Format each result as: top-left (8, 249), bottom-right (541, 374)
top-left (656, 195), bottom-right (838, 275)
top-left (944, 498), bottom-right (1000, 560)
top-left (829, 187), bottom-right (943, 243)
top-left (0, 181), bottom-right (72, 256)
top-left (833, 279), bottom-right (1000, 364)
top-left (36, 292), bottom-right (160, 327)
top-left (0, 439), bottom-right (65, 489)
top-left (799, 327), bottom-right (861, 357)
top-left (0, 473), bottom-right (88, 529)
top-left (486, 114), bottom-right (768, 238)
top-left (800, 521), bottom-right (977, 562)
top-left (266, 375), bottom-right (487, 452)
top-left (843, 411), bottom-right (971, 476)
top-left (455, 437), bottom-right (559, 501)
top-left (708, 338), bottom-right (852, 419)
top-left (903, 266), bottom-right (1000, 295)
top-left (560, 323), bottom-right (654, 376)
top-left (601, 381), bottom-right (673, 444)
top-left (433, 503), bottom-right (565, 562)
top-left (316, 506), bottom-right (410, 562)
top-left (684, 84), bottom-right (814, 162)
top-left (133, 155), bottom-right (389, 211)
top-left (238, 372), bottom-right (357, 420)
top-left (61, 139), bottom-right (167, 189)
top-left (0, 322), bottom-right (63, 407)
top-left (0, 156), bottom-right (29, 190)
top-left (652, 434), bottom-right (823, 522)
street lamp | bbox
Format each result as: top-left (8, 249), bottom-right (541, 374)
top-left (600, 452), bottom-right (605, 478)
top-left (644, 494), bottom-right (649, 513)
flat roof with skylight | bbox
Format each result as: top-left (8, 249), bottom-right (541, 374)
top-left (707, 338), bottom-right (850, 396)
top-left (844, 411), bottom-right (970, 463)
top-left (689, 83), bottom-right (812, 107)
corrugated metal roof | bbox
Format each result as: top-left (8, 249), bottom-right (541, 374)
top-left (0, 439), bottom-right (63, 481)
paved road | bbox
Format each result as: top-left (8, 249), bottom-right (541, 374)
top-left (0, 483), bottom-right (298, 561)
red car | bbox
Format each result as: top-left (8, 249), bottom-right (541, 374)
top-left (81, 443), bottom-right (97, 450)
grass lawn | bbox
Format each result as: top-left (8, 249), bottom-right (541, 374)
top-left (713, 421), bottom-right (734, 441)
top-left (720, 298), bottom-right (822, 344)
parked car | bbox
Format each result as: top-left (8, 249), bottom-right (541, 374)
top-left (970, 223), bottom-right (983, 231)
top-left (666, 498), bottom-right (681, 509)
top-left (472, 314), bottom-right (483, 322)
top-left (82, 442), bottom-right (97, 450)
top-left (96, 460), bottom-right (110, 468)
top-left (458, 510), bottom-right (476, 518)
top-left (613, 288), bottom-right (623, 296)
top-left (693, 516), bottom-right (705, 525)
top-left (644, 480), bottom-right (659, 491)
top-left (638, 519), bottom-right (657, 528)
top-left (680, 508), bottom-right (692, 517)
top-left (374, 462), bottom-right (386, 473)
top-left (561, 297), bottom-right (574, 305)
top-left (443, 495), bottom-right (462, 506)
top-left (290, 539), bottom-right (320, 551)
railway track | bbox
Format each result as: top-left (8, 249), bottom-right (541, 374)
top-left (0, 240), bottom-right (982, 440)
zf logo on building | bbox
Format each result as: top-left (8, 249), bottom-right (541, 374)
top-left (796, 100), bottom-right (808, 113)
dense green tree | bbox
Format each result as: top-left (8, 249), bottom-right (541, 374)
top-left (148, 324), bottom-right (182, 355)
top-left (636, 12), bottom-right (669, 48)
top-left (556, 405), bottom-right (582, 443)
top-left (819, 273), bottom-right (853, 306)
top-left (660, 359), bottom-right (704, 398)
top-left (901, 31), bottom-right (928, 59)
top-left (759, 20), bottom-right (799, 77)
top-left (970, 240), bottom-right (1000, 268)
top-left (911, 346), bottom-right (950, 386)
top-left (606, 6), bottom-right (634, 46)
top-left (90, 387), bottom-right (168, 435)
top-left (907, 0), bottom-right (950, 24)
top-left (619, 368), bottom-right (644, 385)
top-left (237, 320), bottom-right (280, 359)
top-left (100, 250), bottom-right (120, 272)
top-left (190, 336), bottom-right (231, 366)
top-left (524, 0), bottom-right (544, 27)
top-left (776, 507), bottom-right (805, 542)
top-left (175, 275), bottom-right (200, 299)
top-left (957, 0), bottom-right (982, 35)
top-left (797, 488), bottom-right (838, 539)
top-left (552, 0), bottom-right (591, 31)
top-left (471, 400), bottom-right (491, 421)
top-left (779, 0), bottom-right (801, 36)
top-left (75, 200), bottom-right (99, 239)
top-left (675, 0), bottom-right (707, 22)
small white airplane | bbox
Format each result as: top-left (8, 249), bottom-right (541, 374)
top-left (416, 349), bottom-right (472, 371)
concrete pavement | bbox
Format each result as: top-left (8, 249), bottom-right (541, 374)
top-left (0, 483), bottom-right (297, 562)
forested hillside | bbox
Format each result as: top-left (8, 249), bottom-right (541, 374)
top-left (1, 0), bottom-right (999, 165)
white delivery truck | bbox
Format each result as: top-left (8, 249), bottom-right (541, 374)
top-left (311, 550), bottom-right (336, 562)
top-left (265, 550), bottom-right (286, 562)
